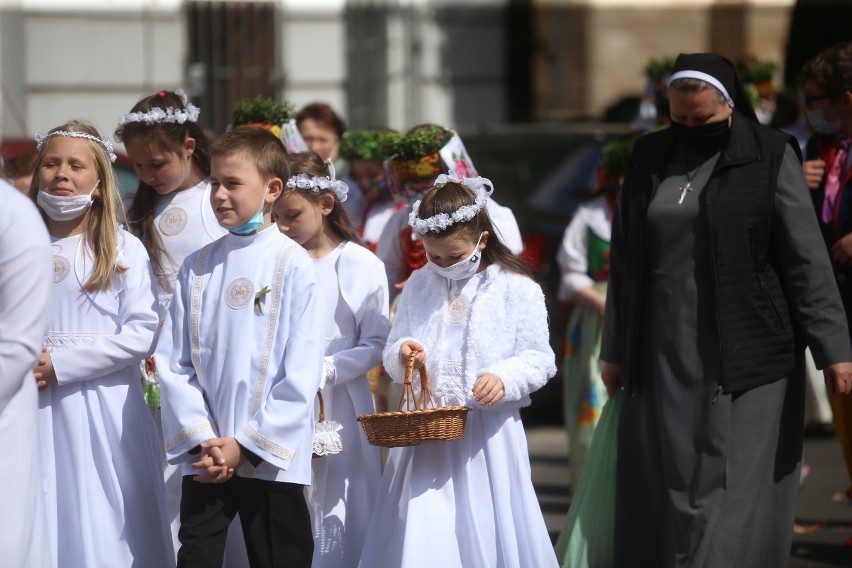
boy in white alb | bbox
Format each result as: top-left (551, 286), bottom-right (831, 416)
top-left (156, 127), bottom-right (323, 568)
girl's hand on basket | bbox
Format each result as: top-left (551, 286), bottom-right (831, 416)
top-left (473, 373), bottom-right (505, 406)
top-left (400, 341), bottom-right (426, 368)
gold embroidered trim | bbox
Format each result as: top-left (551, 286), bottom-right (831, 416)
top-left (250, 241), bottom-right (299, 415)
top-left (165, 421), bottom-right (214, 451)
top-left (190, 244), bottom-right (213, 390)
top-left (243, 423), bottom-right (294, 462)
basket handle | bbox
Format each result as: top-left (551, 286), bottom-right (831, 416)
top-left (399, 351), bottom-right (436, 411)
top-left (316, 390), bottom-right (325, 423)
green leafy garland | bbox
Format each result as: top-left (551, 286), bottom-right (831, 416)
top-left (340, 129), bottom-right (402, 162)
top-left (644, 57), bottom-right (676, 80)
top-left (394, 124), bottom-right (453, 160)
top-left (600, 137), bottom-right (636, 181)
top-left (739, 61), bottom-right (777, 85)
top-left (232, 96), bottom-right (295, 127)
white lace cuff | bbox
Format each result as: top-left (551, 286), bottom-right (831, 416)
top-left (320, 356), bottom-right (335, 390)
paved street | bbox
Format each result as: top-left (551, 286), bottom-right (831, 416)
top-left (526, 426), bottom-right (852, 566)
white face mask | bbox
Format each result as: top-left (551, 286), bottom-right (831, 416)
top-left (37, 181), bottom-right (99, 221)
top-left (806, 108), bottom-right (842, 135)
top-left (427, 233), bottom-right (483, 281)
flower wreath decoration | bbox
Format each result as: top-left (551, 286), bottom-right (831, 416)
top-left (116, 88), bottom-right (201, 126)
top-left (285, 163), bottom-right (349, 203)
top-left (408, 170), bottom-right (493, 234)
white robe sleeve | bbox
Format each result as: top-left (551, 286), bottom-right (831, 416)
top-left (234, 256), bottom-right (324, 470)
top-left (327, 247), bottom-right (390, 385)
top-left (556, 206), bottom-right (594, 302)
top-left (51, 234), bottom-right (159, 385)
top-left (381, 271), bottom-right (421, 384)
top-left (0, 187), bottom-right (51, 412)
top-left (480, 277), bottom-right (556, 403)
top-left (156, 256), bottom-right (219, 460)
top-left (0, 184), bottom-right (51, 568)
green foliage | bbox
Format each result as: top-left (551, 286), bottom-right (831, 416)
top-left (739, 60), bottom-right (777, 84)
top-left (394, 124), bottom-right (453, 159)
top-left (644, 57), bottom-right (676, 79)
top-left (232, 96), bottom-right (295, 127)
top-left (340, 129), bottom-right (402, 162)
top-left (600, 136), bottom-right (636, 180)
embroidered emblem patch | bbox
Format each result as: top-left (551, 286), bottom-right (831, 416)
top-left (225, 277), bottom-right (255, 309)
top-left (159, 207), bottom-right (188, 236)
top-left (53, 255), bottom-right (70, 285)
top-left (446, 294), bottom-right (470, 323)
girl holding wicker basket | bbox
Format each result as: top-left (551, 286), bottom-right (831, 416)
top-left (358, 172), bottom-right (559, 568)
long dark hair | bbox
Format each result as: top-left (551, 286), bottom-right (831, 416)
top-left (114, 90), bottom-right (211, 291)
top-left (285, 152), bottom-right (362, 245)
top-left (417, 182), bottom-right (533, 278)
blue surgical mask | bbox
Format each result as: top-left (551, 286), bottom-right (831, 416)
top-left (806, 108), bottom-right (842, 135)
top-left (427, 233), bottom-right (484, 280)
top-left (229, 184), bottom-right (270, 235)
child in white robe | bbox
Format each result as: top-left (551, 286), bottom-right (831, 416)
top-left (115, 88), bottom-right (227, 557)
top-left (359, 173), bottom-right (558, 568)
top-left (272, 152), bottom-right (388, 567)
top-left (31, 122), bottom-right (172, 567)
top-left (117, 89), bottom-right (225, 317)
top-left (156, 127), bottom-right (324, 568)
top-left (377, 124), bottom-right (523, 296)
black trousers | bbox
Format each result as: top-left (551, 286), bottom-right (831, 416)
top-left (177, 475), bottom-right (313, 568)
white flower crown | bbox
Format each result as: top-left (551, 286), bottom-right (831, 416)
top-left (285, 173), bottom-right (349, 203)
top-left (408, 170), bottom-right (494, 234)
top-left (116, 88), bottom-right (201, 127)
top-left (35, 131), bottom-right (117, 163)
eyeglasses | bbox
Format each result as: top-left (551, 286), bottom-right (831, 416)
top-left (804, 91), bottom-right (839, 105)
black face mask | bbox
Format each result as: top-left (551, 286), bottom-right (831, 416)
top-left (670, 118), bottom-right (731, 153)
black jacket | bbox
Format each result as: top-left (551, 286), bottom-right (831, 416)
top-left (605, 114), bottom-right (804, 394)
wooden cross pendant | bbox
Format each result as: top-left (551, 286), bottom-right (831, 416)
top-left (677, 181), bottom-right (693, 204)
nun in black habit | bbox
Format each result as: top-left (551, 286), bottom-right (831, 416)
top-left (600, 52), bottom-right (852, 567)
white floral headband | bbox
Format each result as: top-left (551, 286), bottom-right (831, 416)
top-left (35, 131), bottom-right (117, 163)
top-left (116, 88), bottom-right (201, 126)
top-left (408, 170), bottom-right (494, 234)
top-left (285, 162), bottom-right (349, 203)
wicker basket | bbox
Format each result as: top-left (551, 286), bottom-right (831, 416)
top-left (357, 351), bottom-right (471, 447)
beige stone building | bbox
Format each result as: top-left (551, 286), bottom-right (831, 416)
top-left (532, 0), bottom-right (795, 120)
top-left (0, 0), bottom-right (798, 140)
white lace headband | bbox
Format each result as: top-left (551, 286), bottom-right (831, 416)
top-left (116, 88), bottom-right (201, 126)
top-left (285, 162), bottom-right (349, 203)
top-left (408, 171), bottom-right (494, 234)
top-left (35, 131), bottom-right (117, 163)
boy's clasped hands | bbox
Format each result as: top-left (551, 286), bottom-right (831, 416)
top-left (400, 340), bottom-right (506, 406)
top-left (191, 437), bottom-right (246, 483)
